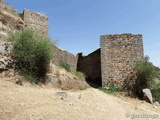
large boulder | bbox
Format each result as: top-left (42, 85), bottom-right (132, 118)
top-left (142, 88), bottom-right (153, 104)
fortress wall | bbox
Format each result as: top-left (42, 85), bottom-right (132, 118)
top-left (100, 33), bottom-right (144, 87)
top-left (53, 46), bottom-right (77, 72)
top-left (77, 49), bottom-right (101, 86)
top-left (0, 0), bottom-right (18, 16)
top-left (23, 9), bottom-right (48, 36)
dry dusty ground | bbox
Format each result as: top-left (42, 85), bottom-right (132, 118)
top-left (0, 77), bottom-right (160, 120)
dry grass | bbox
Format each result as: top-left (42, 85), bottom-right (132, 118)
top-left (48, 63), bottom-right (87, 90)
top-left (50, 63), bottom-right (85, 81)
top-left (0, 78), bottom-right (160, 120)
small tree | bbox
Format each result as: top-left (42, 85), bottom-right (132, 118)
top-left (133, 56), bottom-right (157, 99)
top-left (150, 80), bottom-right (160, 102)
top-left (134, 56), bottom-right (156, 87)
top-left (8, 28), bottom-right (53, 83)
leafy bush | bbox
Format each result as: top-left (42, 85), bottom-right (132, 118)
top-left (59, 61), bottom-right (71, 72)
top-left (99, 84), bottom-right (122, 94)
top-left (150, 79), bottom-right (160, 102)
top-left (133, 56), bottom-right (156, 88)
top-left (8, 28), bottom-right (53, 83)
top-left (131, 56), bottom-right (157, 99)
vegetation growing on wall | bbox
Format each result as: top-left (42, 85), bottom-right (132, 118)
top-left (59, 61), bottom-right (71, 72)
top-left (8, 28), bottom-right (53, 83)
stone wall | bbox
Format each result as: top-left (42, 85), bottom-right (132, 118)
top-left (0, 1), bottom-right (77, 72)
top-left (0, 1), bottom-right (145, 88)
top-left (0, 42), bottom-right (14, 69)
top-left (53, 46), bottom-right (77, 72)
top-left (100, 33), bottom-right (144, 87)
top-left (0, 42), bottom-right (15, 77)
top-left (0, 0), bottom-right (23, 41)
top-left (23, 9), bottom-right (48, 36)
top-left (77, 49), bottom-right (101, 86)
top-left (0, 0), bottom-right (18, 16)
top-left (0, 1), bottom-right (49, 37)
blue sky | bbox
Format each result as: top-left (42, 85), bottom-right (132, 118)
top-left (5, 0), bottom-right (160, 67)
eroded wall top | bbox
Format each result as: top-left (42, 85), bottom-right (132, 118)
top-left (100, 33), bottom-right (144, 87)
top-left (0, 1), bottom-right (23, 41)
top-left (53, 46), bottom-right (78, 72)
top-left (23, 9), bottom-right (48, 36)
top-left (0, 0), bottom-right (18, 16)
top-left (77, 49), bottom-right (101, 86)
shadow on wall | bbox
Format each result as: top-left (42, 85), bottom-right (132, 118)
top-left (85, 76), bottom-right (102, 88)
top-left (76, 49), bottom-right (102, 88)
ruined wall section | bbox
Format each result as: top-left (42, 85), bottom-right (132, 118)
top-left (23, 9), bottom-right (48, 36)
top-left (100, 33), bottom-right (144, 87)
top-left (53, 46), bottom-right (77, 72)
top-left (77, 49), bottom-right (101, 86)
top-left (0, 0), bottom-right (18, 16)
top-left (0, 1), bottom-right (23, 41)
top-left (0, 1), bottom-right (77, 73)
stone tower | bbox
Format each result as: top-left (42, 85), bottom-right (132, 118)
top-left (100, 33), bottom-right (144, 87)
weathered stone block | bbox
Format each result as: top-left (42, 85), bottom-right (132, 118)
top-left (0, 42), bottom-right (14, 69)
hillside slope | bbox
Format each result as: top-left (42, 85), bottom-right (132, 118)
top-left (0, 78), bottom-right (160, 120)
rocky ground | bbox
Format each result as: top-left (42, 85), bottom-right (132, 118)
top-left (0, 78), bottom-right (160, 120)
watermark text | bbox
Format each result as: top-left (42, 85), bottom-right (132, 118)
top-left (125, 113), bottom-right (159, 119)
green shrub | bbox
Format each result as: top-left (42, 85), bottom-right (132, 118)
top-left (8, 28), bottom-right (53, 83)
top-left (133, 56), bottom-right (156, 88)
top-left (99, 84), bottom-right (122, 94)
top-left (59, 61), bottom-right (71, 72)
top-left (131, 56), bottom-right (158, 99)
top-left (150, 79), bottom-right (160, 102)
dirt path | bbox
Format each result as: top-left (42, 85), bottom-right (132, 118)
top-left (0, 78), bottom-right (160, 120)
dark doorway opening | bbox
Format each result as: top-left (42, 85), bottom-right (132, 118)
top-left (76, 49), bottom-right (102, 88)
top-left (85, 77), bottom-right (102, 88)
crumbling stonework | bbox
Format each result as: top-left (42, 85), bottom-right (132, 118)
top-left (100, 33), bottom-right (144, 87)
top-left (0, 10), bottom-right (23, 28)
top-left (0, 42), bottom-right (14, 69)
top-left (0, 1), bottom-right (49, 39)
top-left (0, 1), bottom-right (23, 41)
top-left (23, 9), bottom-right (48, 36)
top-left (53, 46), bottom-right (77, 72)
top-left (0, 0), bottom-right (77, 72)
top-left (0, 1), bottom-right (145, 87)
top-left (77, 34), bottom-right (144, 87)
top-left (77, 49), bottom-right (101, 86)
top-left (0, 0), bottom-right (18, 16)
top-left (0, 42), bottom-right (15, 77)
